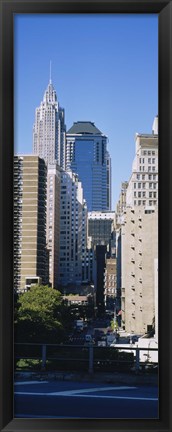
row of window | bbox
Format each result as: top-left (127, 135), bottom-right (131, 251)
top-left (134, 182), bottom-right (157, 189)
top-left (134, 191), bottom-right (157, 198)
top-left (138, 166), bottom-right (157, 172)
top-left (136, 174), bottom-right (157, 180)
top-left (139, 157), bottom-right (156, 164)
top-left (141, 150), bottom-right (156, 156)
top-left (134, 200), bottom-right (157, 206)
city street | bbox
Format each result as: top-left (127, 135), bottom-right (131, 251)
top-left (14, 379), bottom-right (158, 419)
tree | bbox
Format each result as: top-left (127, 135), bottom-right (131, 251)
top-left (110, 319), bottom-right (118, 332)
top-left (15, 285), bottom-right (69, 343)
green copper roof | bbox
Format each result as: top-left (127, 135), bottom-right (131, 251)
top-left (67, 121), bottom-right (102, 135)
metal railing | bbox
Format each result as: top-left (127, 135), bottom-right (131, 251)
top-left (14, 343), bottom-right (158, 375)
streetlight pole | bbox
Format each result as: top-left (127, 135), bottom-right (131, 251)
top-left (91, 284), bottom-right (95, 318)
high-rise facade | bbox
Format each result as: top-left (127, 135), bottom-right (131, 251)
top-left (14, 155), bottom-right (48, 292)
top-left (66, 121), bottom-right (111, 211)
top-left (118, 116), bottom-right (158, 334)
top-left (104, 257), bottom-right (117, 309)
top-left (46, 162), bottom-right (61, 288)
top-left (59, 170), bottom-right (87, 286)
top-left (33, 79), bottom-right (66, 169)
top-left (32, 78), bottom-right (66, 288)
top-left (121, 206), bottom-right (158, 334)
top-left (126, 117), bottom-right (158, 208)
top-left (88, 211), bottom-right (115, 248)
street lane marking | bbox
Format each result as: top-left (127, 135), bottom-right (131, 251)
top-left (48, 386), bottom-right (137, 395)
top-left (14, 392), bottom-right (158, 401)
top-left (15, 386), bottom-right (158, 402)
top-left (15, 414), bottom-right (81, 418)
top-left (14, 384), bottom-right (158, 401)
top-left (15, 381), bottom-right (48, 386)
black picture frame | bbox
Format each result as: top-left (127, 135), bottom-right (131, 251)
top-left (0, 0), bottom-right (172, 431)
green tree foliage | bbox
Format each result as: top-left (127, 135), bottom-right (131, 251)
top-left (15, 285), bottom-right (72, 343)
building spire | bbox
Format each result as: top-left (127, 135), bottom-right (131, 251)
top-left (49, 60), bottom-right (52, 84)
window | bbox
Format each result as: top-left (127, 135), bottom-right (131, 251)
top-left (138, 200), bottom-right (141, 206)
top-left (137, 174), bottom-right (140, 180)
top-left (148, 158), bottom-right (151, 163)
top-left (138, 183), bottom-right (141, 189)
top-left (148, 166), bottom-right (151, 172)
top-left (138, 192), bottom-right (141, 198)
top-left (134, 183), bottom-right (136, 189)
top-left (142, 175), bottom-right (145, 180)
top-left (152, 158), bottom-right (155, 164)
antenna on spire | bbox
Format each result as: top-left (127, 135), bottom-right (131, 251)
top-left (49, 60), bottom-right (52, 84)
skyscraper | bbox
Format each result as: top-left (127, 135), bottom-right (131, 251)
top-left (46, 162), bottom-right (61, 288)
top-left (118, 117), bottom-right (158, 334)
top-left (33, 77), bottom-right (66, 169)
top-left (126, 116), bottom-right (158, 208)
top-left (14, 155), bottom-right (48, 292)
top-left (59, 170), bottom-right (86, 286)
top-left (66, 121), bottom-right (111, 211)
top-left (121, 206), bottom-right (158, 334)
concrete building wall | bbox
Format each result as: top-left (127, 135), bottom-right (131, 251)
top-left (121, 207), bottom-right (158, 334)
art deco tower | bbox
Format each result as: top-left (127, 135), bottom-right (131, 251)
top-left (33, 70), bottom-right (66, 169)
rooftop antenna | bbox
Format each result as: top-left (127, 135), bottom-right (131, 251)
top-left (50, 60), bottom-right (52, 84)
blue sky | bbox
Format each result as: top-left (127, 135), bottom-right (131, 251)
top-left (14, 14), bottom-right (158, 208)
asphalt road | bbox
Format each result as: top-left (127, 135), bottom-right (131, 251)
top-left (14, 380), bottom-right (158, 419)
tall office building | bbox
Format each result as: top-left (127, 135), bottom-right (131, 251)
top-left (14, 155), bottom-right (48, 292)
top-left (66, 121), bottom-right (111, 211)
top-left (46, 162), bottom-right (61, 288)
top-left (126, 116), bottom-right (158, 208)
top-left (118, 116), bottom-right (158, 334)
top-left (121, 206), bottom-right (158, 334)
top-left (33, 77), bottom-right (66, 169)
top-left (59, 170), bottom-right (86, 286)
